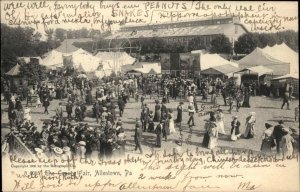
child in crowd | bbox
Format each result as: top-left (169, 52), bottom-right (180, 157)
top-left (36, 96), bottom-right (42, 108)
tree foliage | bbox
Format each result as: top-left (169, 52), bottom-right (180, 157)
top-left (1, 24), bottom-right (49, 73)
top-left (234, 33), bottom-right (260, 54)
top-left (210, 35), bottom-right (232, 54)
top-left (19, 62), bottom-right (47, 84)
top-left (234, 30), bottom-right (298, 54)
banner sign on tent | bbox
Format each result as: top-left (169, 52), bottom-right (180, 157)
top-left (179, 53), bottom-right (191, 71)
top-left (63, 55), bottom-right (73, 67)
top-left (170, 53), bottom-right (180, 70)
top-left (160, 53), bottom-right (171, 70)
top-left (190, 54), bottom-right (201, 71)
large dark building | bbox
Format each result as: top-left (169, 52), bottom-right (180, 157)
top-left (106, 16), bottom-right (248, 49)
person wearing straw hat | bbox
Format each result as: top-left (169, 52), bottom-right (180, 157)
top-left (62, 146), bottom-right (72, 160)
top-left (230, 116), bottom-right (241, 141)
top-left (53, 147), bottom-right (63, 160)
top-left (280, 128), bottom-right (295, 159)
top-left (243, 112), bottom-right (256, 139)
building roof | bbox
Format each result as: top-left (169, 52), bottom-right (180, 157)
top-left (5, 64), bottom-right (21, 76)
top-left (107, 23), bottom-right (243, 39)
top-left (55, 38), bottom-right (93, 53)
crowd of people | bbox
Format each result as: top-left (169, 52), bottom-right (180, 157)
top-left (1, 73), bottom-right (298, 160)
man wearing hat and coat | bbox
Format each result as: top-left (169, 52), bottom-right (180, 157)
top-left (118, 96), bottom-right (125, 117)
top-left (273, 120), bottom-right (285, 154)
top-left (155, 120), bottom-right (163, 147)
top-left (66, 101), bottom-right (73, 120)
top-left (134, 123), bottom-right (143, 154)
top-left (56, 103), bottom-right (64, 122)
top-left (94, 102), bottom-right (101, 124)
top-left (141, 104), bottom-right (150, 132)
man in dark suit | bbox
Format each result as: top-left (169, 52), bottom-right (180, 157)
top-left (94, 102), bottom-right (100, 124)
top-left (43, 98), bottom-right (50, 114)
top-left (141, 104), bottom-right (150, 132)
top-left (118, 97), bottom-right (125, 117)
top-left (66, 101), bottom-right (73, 120)
top-left (155, 121), bottom-right (163, 147)
top-left (273, 120), bottom-right (285, 154)
top-left (134, 123), bottom-right (143, 154)
top-left (32, 126), bottom-right (41, 146)
top-left (161, 102), bottom-right (167, 119)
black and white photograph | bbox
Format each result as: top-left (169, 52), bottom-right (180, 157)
top-left (1, 1), bottom-right (299, 191)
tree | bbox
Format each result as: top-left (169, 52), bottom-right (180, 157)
top-left (19, 62), bottom-right (47, 84)
top-left (210, 35), bottom-right (232, 54)
top-left (55, 28), bottom-right (67, 42)
top-left (234, 33), bottom-right (260, 54)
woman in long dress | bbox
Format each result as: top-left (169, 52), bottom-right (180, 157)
top-left (208, 121), bottom-right (219, 150)
top-left (168, 109), bottom-right (176, 134)
top-left (243, 112), bottom-right (256, 138)
top-left (216, 109), bottom-right (226, 135)
top-left (202, 112), bottom-right (217, 148)
top-left (175, 102), bottom-right (183, 123)
top-left (231, 116), bottom-right (241, 141)
top-left (280, 128), bottom-right (295, 159)
top-left (260, 123), bottom-right (274, 154)
top-left (153, 100), bottom-right (161, 122)
top-left (23, 107), bottom-right (31, 123)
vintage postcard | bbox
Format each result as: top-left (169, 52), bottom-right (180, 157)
top-left (1, 1), bottom-right (299, 192)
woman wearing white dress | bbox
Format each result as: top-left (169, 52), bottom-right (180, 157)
top-left (23, 107), bottom-right (31, 123)
top-left (216, 109), bottom-right (226, 134)
top-left (168, 110), bottom-right (176, 134)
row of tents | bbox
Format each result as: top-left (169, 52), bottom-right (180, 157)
top-left (6, 39), bottom-right (298, 80)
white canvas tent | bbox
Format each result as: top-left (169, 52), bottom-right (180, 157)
top-left (237, 47), bottom-right (290, 75)
top-left (195, 53), bottom-right (238, 70)
top-left (42, 50), bottom-right (65, 69)
top-left (42, 49), bottom-right (102, 72)
top-left (272, 73), bottom-right (299, 80)
top-left (262, 43), bottom-right (299, 75)
top-left (95, 52), bottom-right (136, 73)
top-left (124, 62), bottom-right (161, 74)
top-left (234, 65), bottom-right (273, 76)
top-left (72, 49), bottom-right (101, 72)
